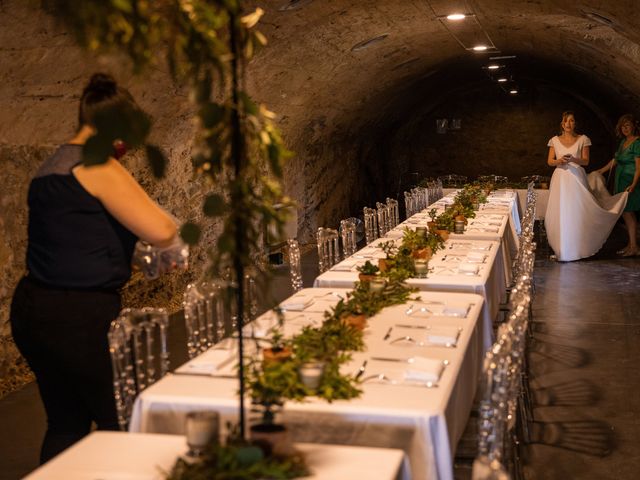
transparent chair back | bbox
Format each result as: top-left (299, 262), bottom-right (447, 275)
top-left (478, 174), bottom-right (509, 185)
top-left (386, 198), bottom-right (400, 228)
top-left (339, 218), bottom-right (358, 257)
top-left (287, 238), bottom-right (303, 292)
top-left (376, 202), bottom-right (391, 237)
top-left (438, 174), bottom-right (468, 188)
top-left (183, 281), bottom-right (229, 359)
top-left (108, 307), bottom-right (170, 431)
top-left (317, 227), bottom-right (340, 273)
top-left (363, 207), bottom-right (379, 244)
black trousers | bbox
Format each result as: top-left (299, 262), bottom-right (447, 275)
top-left (10, 276), bottom-right (121, 464)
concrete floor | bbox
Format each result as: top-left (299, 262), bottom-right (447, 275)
top-left (1, 224), bottom-right (639, 479)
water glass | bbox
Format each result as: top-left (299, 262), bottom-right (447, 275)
top-left (186, 411), bottom-right (220, 458)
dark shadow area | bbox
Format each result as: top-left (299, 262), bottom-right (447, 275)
top-left (532, 379), bottom-right (600, 407)
top-left (528, 420), bottom-right (615, 457)
top-left (529, 339), bottom-right (590, 370)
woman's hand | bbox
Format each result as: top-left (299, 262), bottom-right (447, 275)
top-left (626, 184), bottom-right (636, 193)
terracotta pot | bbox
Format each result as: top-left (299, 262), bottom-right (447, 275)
top-left (342, 313), bottom-right (367, 331)
top-left (454, 214), bottom-right (466, 223)
top-left (412, 247), bottom-right (433, 260)
top-left (435, 230), bottom-right (450, 241)
top-left (358, 273), bottom-right (377, 283)
top-left (378, 258), bottom-right (388, 272)
top-left (262, 346), bottom-right (292, 366)
top-left (250, 423), bottom-right (294, 457)
top-left (427, 221), bottom-right (437, 231)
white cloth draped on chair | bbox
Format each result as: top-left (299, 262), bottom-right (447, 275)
top-left (544, 165), bottom-right (627, 261)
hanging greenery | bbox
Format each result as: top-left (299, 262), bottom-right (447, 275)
top-left (41, 0), bottom-right (294, 441)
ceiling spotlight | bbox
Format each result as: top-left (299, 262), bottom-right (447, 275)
top-left (497, 77), bottom-right (508, 82)
top-left (487, 64), bottom-right (500, 70)
top-left (446, 13), bottom-right (466, 20)
top-left (472, 45), bottom-right (488, 52)
top-left (510, 89), bottom-right (518, 94)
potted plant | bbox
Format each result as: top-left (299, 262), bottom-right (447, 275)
top-left (427, 207), bottom-right (439, 231)
top-left (331, 298), bottom-right (367, 331)
top-left (261, 313), bottom-right (292, 366)
top-left (356, 260), bottom-right (379, 282)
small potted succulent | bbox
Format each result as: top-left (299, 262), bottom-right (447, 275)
top-left (427, 208), bottom-right (439, 231)
top-left (356, 260), bottom-right (379, 282)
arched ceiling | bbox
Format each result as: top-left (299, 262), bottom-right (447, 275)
top-left (247, 0), bottom-right (640, 139)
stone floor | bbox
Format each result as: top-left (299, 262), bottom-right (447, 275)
top-left (1, 222), bottom-right (639, 480)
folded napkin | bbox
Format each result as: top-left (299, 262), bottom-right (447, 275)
top-left (176, 349), bottom-right (234, 375)
top-left (466, 252), bottom-right (486, 262)
top-left (404, 356), bottom-right (444, 383)
top-left (280, 296), bottom-right (314, 311)
top-left (426, 326), bottom-right (460, 346)
top-left (443, 304), bottom-right (469, 317)
top-left (458, 262), bottom-right (479, 274)
top-left (330, 259), bottom-right (359, 272)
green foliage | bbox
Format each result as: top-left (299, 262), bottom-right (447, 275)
top-left (356, 260), bottom-right (379, 276)
top-left (166, 442), bottom-right (310, 480)
top-left (377, 229), bottom-right (444, 281)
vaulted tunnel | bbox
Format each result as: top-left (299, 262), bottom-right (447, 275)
top-left (2, 0), bottom-right (640, 357)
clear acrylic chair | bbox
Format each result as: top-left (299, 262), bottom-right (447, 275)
top-left (438, 174), bottom-right (468, 188)
top-left (183, 281), bottom-right (229, 359)
top-left (339, 218), bottom-right (358, 257)
top-left (404, 191), bottom-right (416, 218)
top-left (287, 238), bottom-right (304, 292)
top-left (478, 174), bottom-right (509, 185)
top-left (376, 202), bottom-right (391, 237)
top-left (108, 307), bottom-right (170, 431)
top-left (386, 198), bottom-right (399, 228)
top-left (363, 207), bottom-right (379, 244)
top-left (316, 227), bottom-right (340, 273)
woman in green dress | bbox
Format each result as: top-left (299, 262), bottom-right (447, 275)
top-left (597, 114), bottom-right (640, 256)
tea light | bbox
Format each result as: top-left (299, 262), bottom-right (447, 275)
top-left (413, 259), bottom-right (429, 278)
top-left (415, 226), bottom-right (427, 237)
top-left (186, 411), bottom-right (220, 457)
top-left (298, 362), bottom-right (325, 390)
top-left (369, 278), bottom-right (386, 293)
top-left (454, 220), bottom-right (465, 234)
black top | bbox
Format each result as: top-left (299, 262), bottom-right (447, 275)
top-left (26, 145), bottom-right (138, 289)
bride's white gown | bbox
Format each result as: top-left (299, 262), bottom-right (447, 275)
top-left (545, 135), bottom-right (628, 261)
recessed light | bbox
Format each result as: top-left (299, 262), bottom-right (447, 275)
top-left (497, 78), bottom-right (508, 82)
top-left (487, 64), bottom-right (500, 70)
top-left (446, 13), bottom-right (466, 21)
top-left (510, 89), bottom-right (518, 94)
top-left (472, 45), bottom-right (488, 52)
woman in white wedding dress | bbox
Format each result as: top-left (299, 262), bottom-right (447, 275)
top-left (544, 111), bottom-right (628, 261)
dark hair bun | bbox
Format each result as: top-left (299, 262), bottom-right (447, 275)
top-left (86, 73), bottom-right (117, 96)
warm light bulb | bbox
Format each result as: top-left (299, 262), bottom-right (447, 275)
top-left (473, 45), bottom-right (488, 52)
top-left (510, 89), bottom-right (518, 94)
top-left (487, 64), bottom-right (500, 70)
top-left (446, 13), bottom-right (466, 21)
top-left (497, 78), bottom-right (508, 82)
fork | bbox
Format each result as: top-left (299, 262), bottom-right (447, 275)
top-left (354, 360), bottom-right (368, 380)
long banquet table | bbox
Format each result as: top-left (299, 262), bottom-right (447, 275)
top-left (25, 431), bottom-right (409, 480)
top-left (130, 288), bottom-right (486, 480)
top-left (313, 237), bottom-right (503, 352)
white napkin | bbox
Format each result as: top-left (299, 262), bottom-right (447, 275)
top-left (443, 304), bottom-right (469, 317)
top-left (458, 262), bottom-right (479, 274)
top-left (330, 259), bottom-right (359, 272)
top-left (404, 356), bottom-right (444, 383)
top-left (466, 252), bottom-right (486, 262)
top-left (176, 349), bottom-right (234, 375)
top-left (280, 297), bottom-right (314, 311)
top-left (426, 326), bottom-right (460, 346)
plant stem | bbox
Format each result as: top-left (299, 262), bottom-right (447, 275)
top-left (229, 7), bottom-right (246, 442)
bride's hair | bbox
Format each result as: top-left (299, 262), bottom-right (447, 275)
top-left (615, 114), bottom-right (639, 137)
top-left (558, 111), bottom-right (576, 135)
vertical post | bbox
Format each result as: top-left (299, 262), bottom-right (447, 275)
top-left (229, 8), bottom-right (246, 441)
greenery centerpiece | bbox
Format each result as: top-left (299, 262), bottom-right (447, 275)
top-left (378, 228), bottom-right (445, 281)
top-left (356, 260), bottom-right (380, 282)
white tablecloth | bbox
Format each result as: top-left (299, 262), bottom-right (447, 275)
top-left (130, 289), bottom-right (486, 480)
top-left (313, 239), bottom-right (504, 351)
top-left (442, 187), bottom-right (549, 220)
top-left (25, 431), bottom-right (408, 480)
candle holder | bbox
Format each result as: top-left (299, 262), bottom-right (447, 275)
top-left (415, 226), bottom-right (427, 238)
top-left (454, 220), bottom-right (465, 234)
top-left (413, 258), bottom-right (429, 278)
top-left (369, 278), bottom-right (386, 293)
top-left (298, 361), bottom-right (326, 390)
top-left (185, 411), bottom-right (220, 458)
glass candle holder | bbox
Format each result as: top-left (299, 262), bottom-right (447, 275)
top-left (413, 258), bottom-right (429, 278)
top-left (415, 226), bottom-right (427, 238)
top-left (369, 278), bottom-right (386, 293)
top-left (298, 362), bottom-right (326, 390)
top-left (185, 411), bottom-right (220, 458)
top-left (454, 220), bottom-right (465, 234)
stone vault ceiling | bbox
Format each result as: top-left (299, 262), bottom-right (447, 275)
top-left (248, 0), bottom-right (640, 138)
